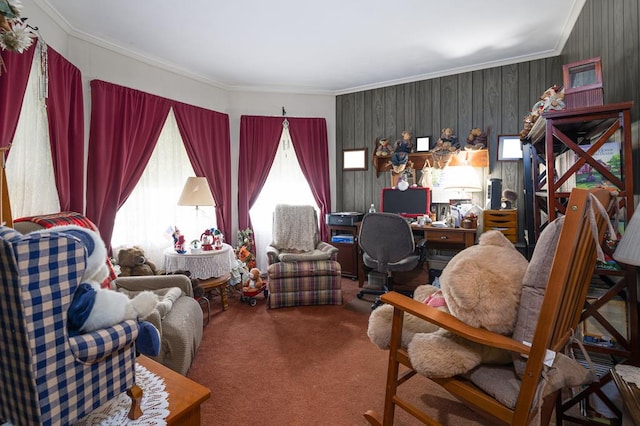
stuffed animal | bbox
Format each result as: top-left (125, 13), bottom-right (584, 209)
top-left (436, 127), bottom-right (459, 149)
top-left (35, 225), bottom-right (161, 356)
top-left (390, 131), bottom-right (414, 173)
top-left (118, 246), bottom-right (158, 276)
top-left (243, 267), bottom-right (264, 292)
top-left (375, 138), bottom-right (393, 156)
top-left (465, 128), bottom-right (488, 149)
top-left (367, 230), bottom-right (529, 378)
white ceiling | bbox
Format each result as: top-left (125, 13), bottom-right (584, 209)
top-left (36, 0), bottom-right (585, 95)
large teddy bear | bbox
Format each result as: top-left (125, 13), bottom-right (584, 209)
top-left (118, 246), bottom-right (158, 276)
top-left (35, 225), bottom-right (160, 355)
top-left (367, 230), bottom-right (529, 378)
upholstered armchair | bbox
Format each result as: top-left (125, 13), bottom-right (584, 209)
top-left (266, 204), bottom-right (342, 308)
top-left (115, 274), bottom-right (203, 375)
top-left (0, 226), bottom-right (141, 425)
top-left (12, 211), bottom-right (203, 376)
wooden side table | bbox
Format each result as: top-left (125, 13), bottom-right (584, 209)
top-left (198, 273), bottom-right (231, 312)
top-left (137, 356), bottom-right (210, 425)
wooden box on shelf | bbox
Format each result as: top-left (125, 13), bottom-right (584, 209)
top-left (483, 209), bottom-right (517, 243)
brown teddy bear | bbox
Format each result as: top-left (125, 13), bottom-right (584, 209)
top-left (242, 267), bottom-right (263, 292)
top-left (465, 127), bottom-right (488, 149)
top-left (367, 230), bottom-right (529, 378)
top-left (117, 246), bottom-right (158, 277)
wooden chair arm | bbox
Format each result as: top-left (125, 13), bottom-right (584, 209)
top-left (381, 291), bottom-right (531, 356)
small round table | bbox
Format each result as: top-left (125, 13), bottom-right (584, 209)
top-left (163, 245), bottom-right (236, 316)
top-left (163, 244), bottom-right (235, 280)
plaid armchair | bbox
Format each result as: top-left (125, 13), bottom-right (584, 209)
top-left (266, 205), bottom-right (342, 308)
top-left (0, 226), bottom-right (141, 425)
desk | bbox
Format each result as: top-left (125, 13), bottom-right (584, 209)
top-left (357, 224), bottom-right (476, 287)
top-left (163, 244), bottom-right (235, 280)
top-left (410, 223), bottom-right (477, 249)
top-left (138, 356), bottom-right (210, 425)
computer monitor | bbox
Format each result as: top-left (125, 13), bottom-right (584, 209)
top-left (380, 187), bottom-right (431, 218)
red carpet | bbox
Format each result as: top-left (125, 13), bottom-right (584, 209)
top-left (187, 279), bottom-right (497, 425)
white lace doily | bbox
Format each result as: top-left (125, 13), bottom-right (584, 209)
top-left (76, 362), bottom-right (169, 425)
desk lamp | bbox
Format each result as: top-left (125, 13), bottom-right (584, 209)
top-left (443, 165), bottom-right (482, 198)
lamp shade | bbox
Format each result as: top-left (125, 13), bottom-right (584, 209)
top-left (443, 165), bottom-right (482, 193)
top-left (613, 204), bottom-right (640, 266)
top-left (177, 177), bottom-right (215, 207)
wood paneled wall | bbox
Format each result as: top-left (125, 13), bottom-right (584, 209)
top-left (337, 60), bottom-right (562, 219)
top-left (336, 0), bottom-right (640, 239)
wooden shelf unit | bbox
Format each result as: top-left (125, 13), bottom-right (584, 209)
top-left (523, 102), bottom-right (638, 425)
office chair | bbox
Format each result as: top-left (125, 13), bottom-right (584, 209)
top-left (357, 212), bottom-right (424, 309)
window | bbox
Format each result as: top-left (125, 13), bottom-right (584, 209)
top-left (249, 126), bottom-right (318, 271)
top-left (111, 108), bottom-right (216, 267)
top-left (6, 48), bottom-right (60, 217)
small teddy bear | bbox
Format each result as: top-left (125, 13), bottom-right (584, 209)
top-left (118, 246), bottom-right (158, 276)
top-left (465, 128), bottom-right (487, 149)
top-left (243, 267), bottom-right (264, 292)
top-left (375, 138), bottom-right (393, 156)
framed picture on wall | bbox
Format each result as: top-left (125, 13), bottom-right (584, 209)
top-left (342, 148), bottom-right (368, 171)
top-left (415, 136), bottom-right (432, 152)
top-left (497, 135), bottom-right (523, 161)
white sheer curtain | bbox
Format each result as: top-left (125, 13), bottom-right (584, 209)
top-left (111, 108), bottom-right (217, 268)
top-left (6, 43), bottom-right (60, 218)
top-left (250, 125), bottom-right (318, 272)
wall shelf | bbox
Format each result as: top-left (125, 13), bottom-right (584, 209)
top-left (372, 149), bottom-right (488, 177)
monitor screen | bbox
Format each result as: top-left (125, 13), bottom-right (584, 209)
top-left (380, 187), bottom-right (431, 218)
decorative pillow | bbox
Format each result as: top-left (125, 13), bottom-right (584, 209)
top-left (511, 216), bottom-right (564, 377)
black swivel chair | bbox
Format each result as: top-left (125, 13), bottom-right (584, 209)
top-left (357, 212), bottom-right (425, 309)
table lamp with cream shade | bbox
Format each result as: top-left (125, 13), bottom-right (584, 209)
top-left (177, 177), bottom-right (215, 243)
top-left (442, 165), bottom-right (483, 227)
top-left (443, 165), bottom-right (483, 196)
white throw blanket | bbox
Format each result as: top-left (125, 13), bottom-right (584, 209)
top-left (271, 205), bottom-right (317, 253)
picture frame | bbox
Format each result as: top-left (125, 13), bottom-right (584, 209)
top-left (563, 57), bottom-right (603, 95)
top-left (415, 136), bottom-right (432, 152)
top-left (497, 135), bottom-right (523, 161)
top-left (342, 148), bottom-right (368, 171)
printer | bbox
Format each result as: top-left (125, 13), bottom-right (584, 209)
top-left (325, 212), bottom-right (365, 226)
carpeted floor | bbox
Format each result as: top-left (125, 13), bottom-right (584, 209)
top-left (186, 278), bottom-right (498, 425)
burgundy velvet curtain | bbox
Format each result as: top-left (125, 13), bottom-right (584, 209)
top-left (288, 117), bottom-right (332, 241)
top-left (173, 102), bottom-right (232, 239)
top-left (86, 80), bottom-right (172, 247)
top-left (237, 115), bottom-right (332, 242)
top-left (237, 116), bottom-right (283, 232)
top-left (46, 47), bottom-right (85, 213)
top-left (0, 45), bottom-right (36, 153)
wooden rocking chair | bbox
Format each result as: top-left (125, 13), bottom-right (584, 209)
top-left (364, 187), bottom-right (614, 425)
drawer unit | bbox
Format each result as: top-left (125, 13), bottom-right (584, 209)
top-left (425, 229), bottom-right (467, 245)
top-left (327, 223), bottom-right (361, 280)
top-left (483, 209), bottom-right (518, 243)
